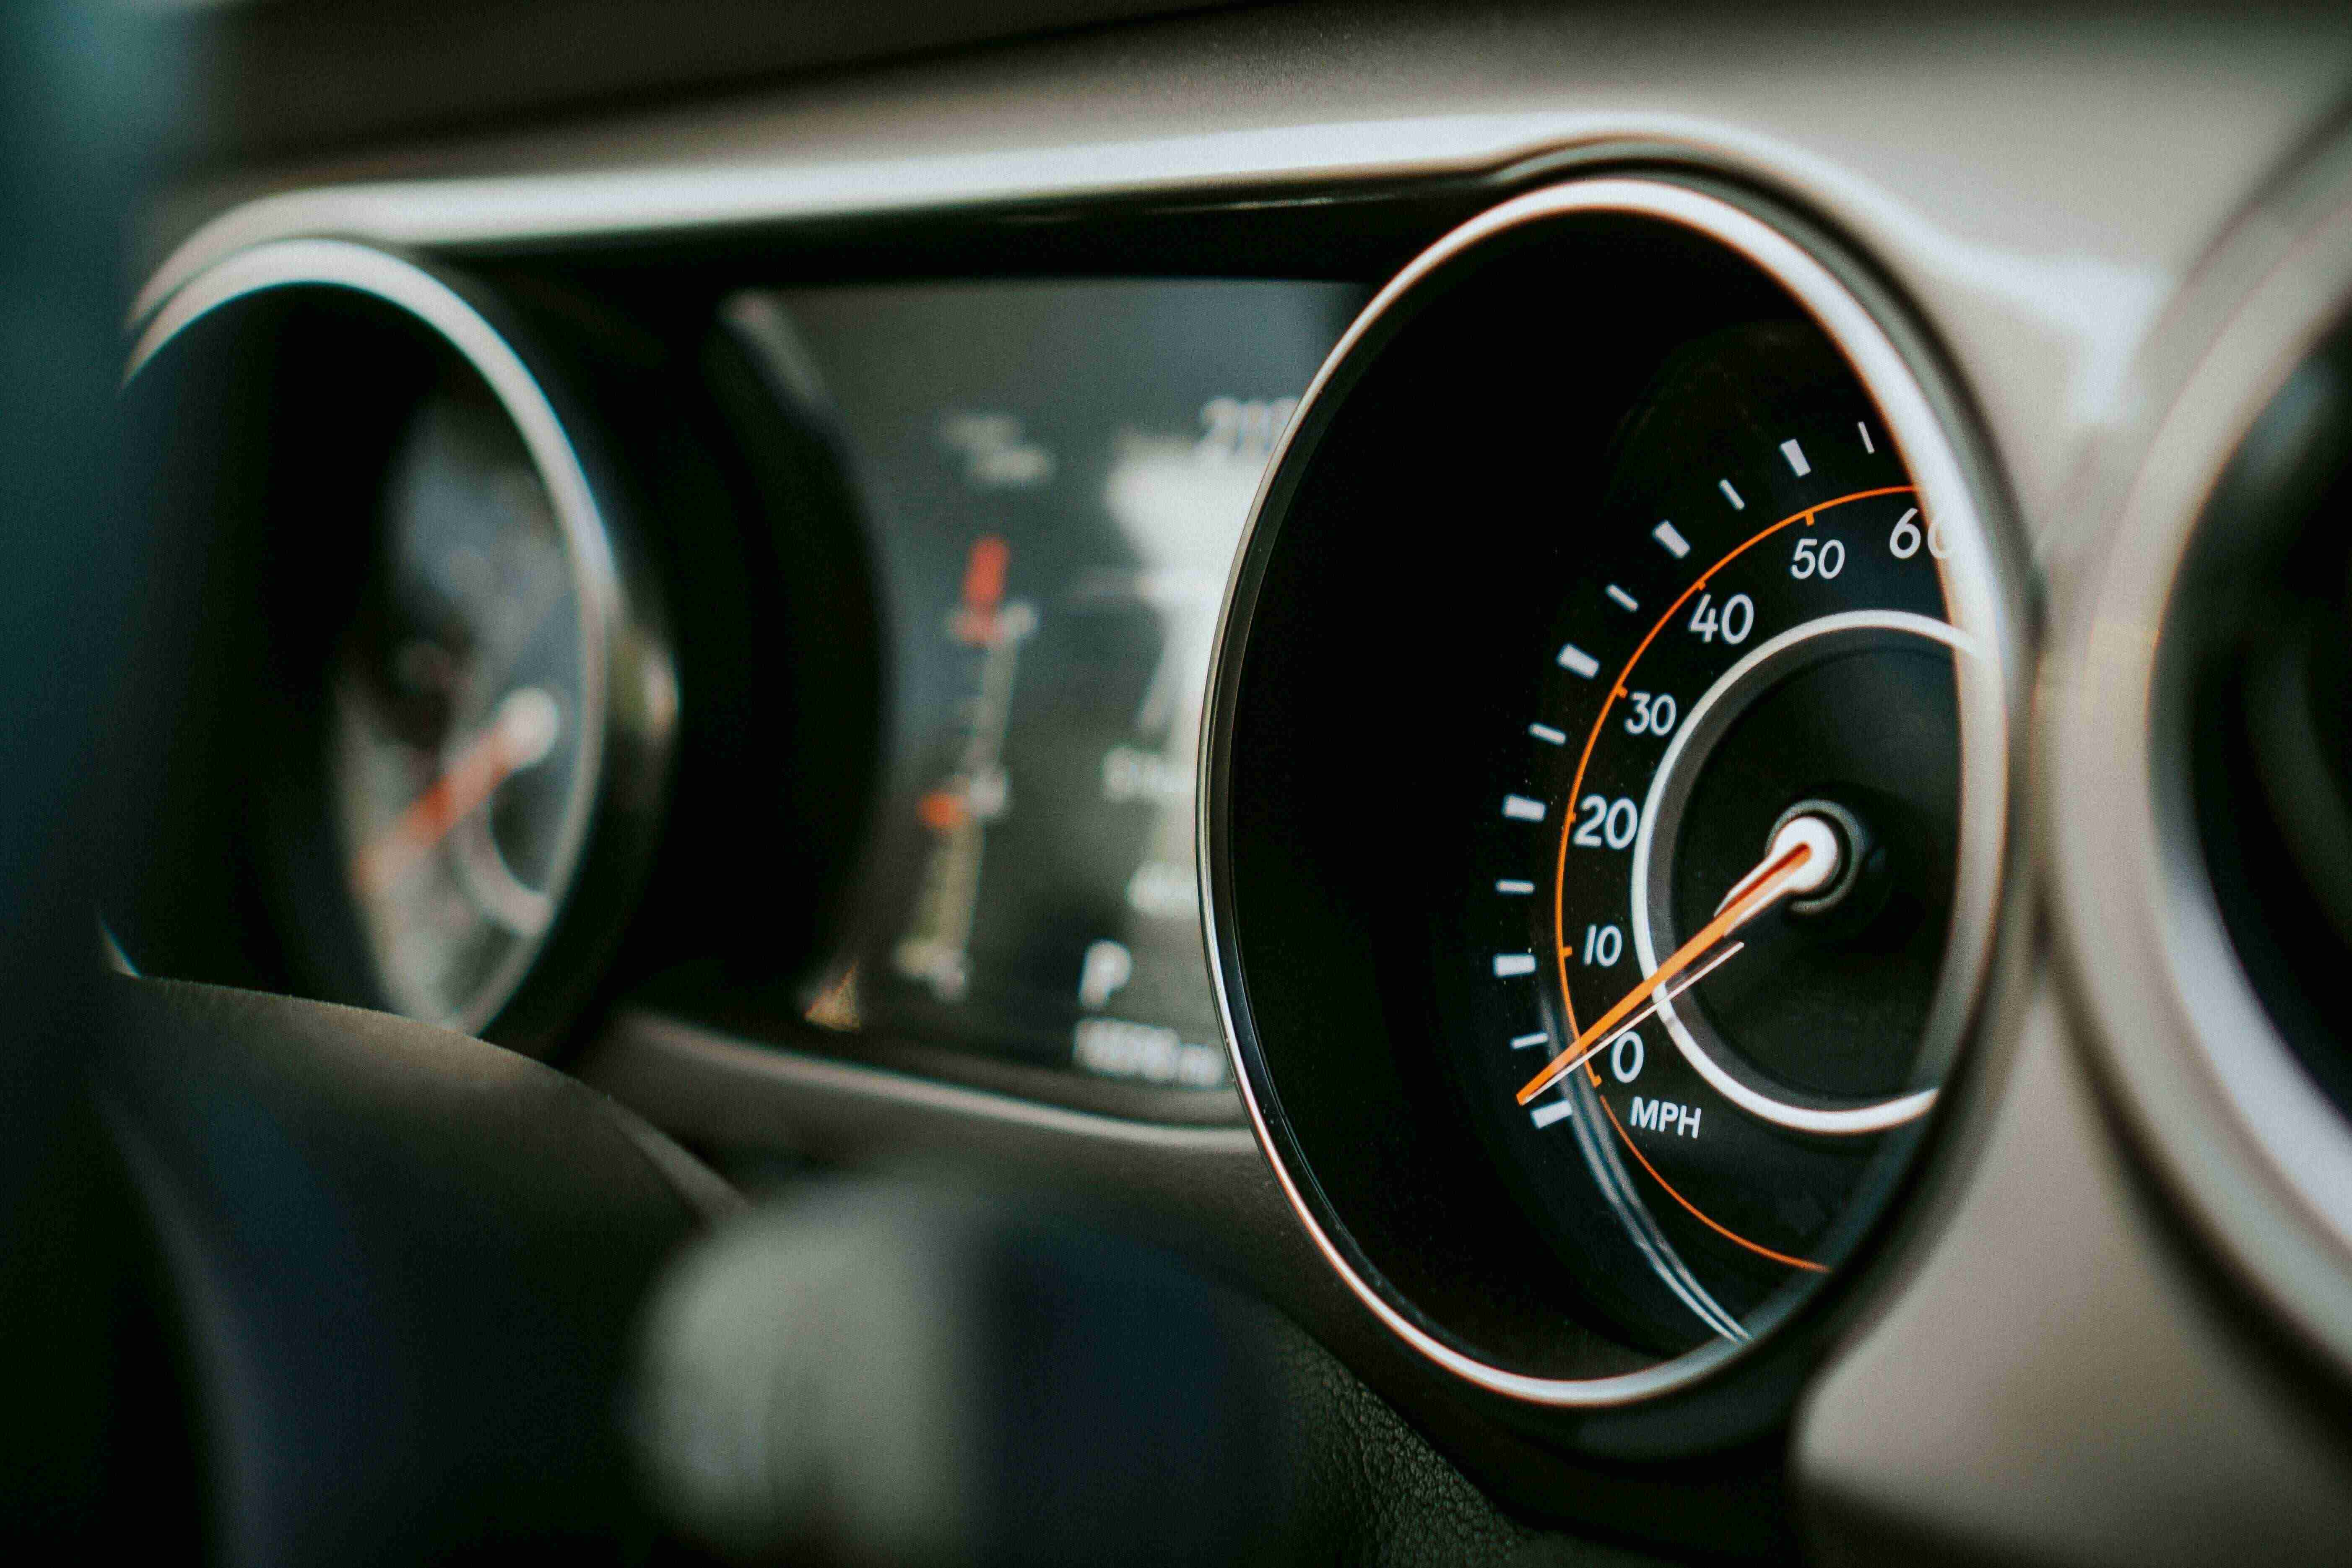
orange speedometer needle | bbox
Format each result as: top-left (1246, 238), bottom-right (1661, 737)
top-left (1515, 813), bottom-right (1841, 1106)
top-left (353, 686), bottom-right (561, 897)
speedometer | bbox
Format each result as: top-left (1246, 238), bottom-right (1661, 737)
top-left (1205, 175), bottom-right (2022, 1411)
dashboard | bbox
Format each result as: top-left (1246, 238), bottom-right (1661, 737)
top-left (108, 4), bottom-right (2352, 1563)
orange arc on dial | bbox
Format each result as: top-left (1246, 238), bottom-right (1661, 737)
top-left (1550, 486), bottom-right (1914, 1273)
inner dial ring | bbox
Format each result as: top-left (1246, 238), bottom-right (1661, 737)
top-left (1624, 606), bottom-right (1973, 1134)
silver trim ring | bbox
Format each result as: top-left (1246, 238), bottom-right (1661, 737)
top-left (1199, 174), bottom-right (2021, 1407)
top-left (125, 238), bottom-right (654, 1038)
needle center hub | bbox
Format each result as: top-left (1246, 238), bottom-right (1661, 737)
top-left (1765, 811), bottom-right (1841, 899)
top-left (1766, 798), bottom-right (1871, 917)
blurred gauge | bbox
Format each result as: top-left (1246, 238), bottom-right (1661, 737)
top-left (334, 385), bottom-right (596, 1030)
top-left (122, 240), bottom-right (678, 1044)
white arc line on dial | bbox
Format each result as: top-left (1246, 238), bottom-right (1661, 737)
top-left (1625, 609), bottom-right (1973, 1135)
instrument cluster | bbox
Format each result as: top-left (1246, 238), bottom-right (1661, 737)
top-left (116, 173), bottom-right (2029, 1424)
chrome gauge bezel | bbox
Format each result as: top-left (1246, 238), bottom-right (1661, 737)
top-left (2050, 135), bottom-right (2352, 1376)
top-left (126, 238), bottom-right (676, 1043)
top-left (1200, 173), bottom-right (2030, 1409)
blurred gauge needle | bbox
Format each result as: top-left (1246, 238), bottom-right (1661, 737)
top-left (1515, 814), bottom-right (1839, 1106)
top-left (353, 686), bottom-right (561, 897)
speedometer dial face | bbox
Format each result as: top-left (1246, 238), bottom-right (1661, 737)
top-left (1445, 321), bottom-right (1998, 1354)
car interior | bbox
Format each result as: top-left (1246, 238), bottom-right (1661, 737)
top-left (8, 3), bottom-right (2352, 1563)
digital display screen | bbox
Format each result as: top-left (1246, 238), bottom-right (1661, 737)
top-left (761, 280), bottom-right (1364, 1089)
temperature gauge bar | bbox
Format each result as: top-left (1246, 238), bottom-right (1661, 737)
top-left (893, 536), bottom-right (1035, 1003)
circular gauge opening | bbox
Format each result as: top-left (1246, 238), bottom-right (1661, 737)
top-left (2052, 137), bottom-right (2352, 1382)
top-left (117, 241), bottom-right (673, 1043)
top-left (1204, 176), bottom-right (2020, 1414)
